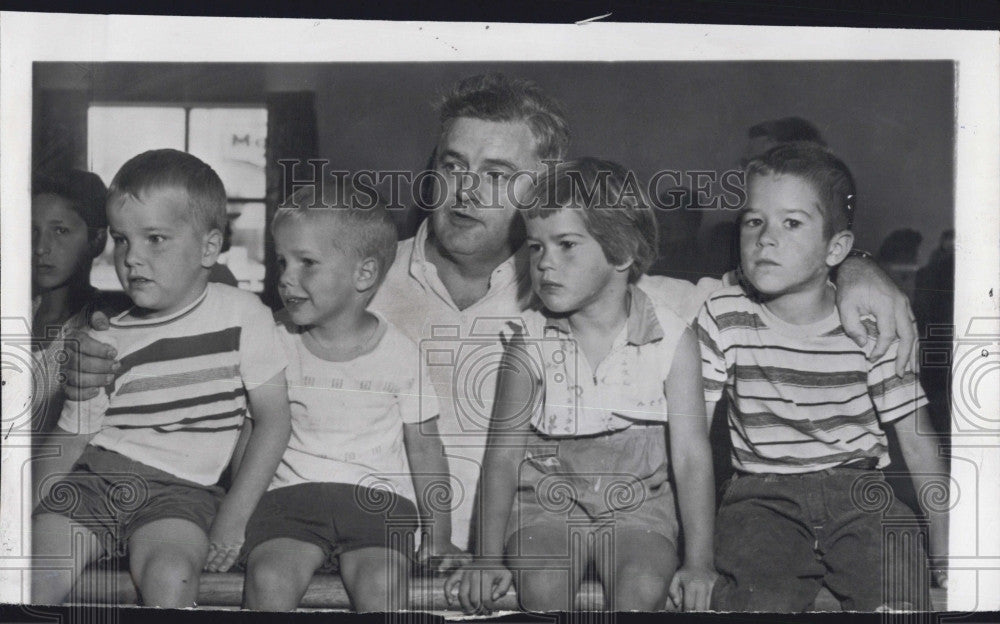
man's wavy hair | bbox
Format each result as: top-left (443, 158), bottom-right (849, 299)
top-left (438, 72), bottom-right (570, 161)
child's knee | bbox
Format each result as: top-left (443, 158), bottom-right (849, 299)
top-left (138, 550), bottom-right (202, 591)
top-left (246, 557), bottom-right (304, 597)
top-left (515, 571), bottom-right (573, 611)
top-left (612, 567), bottom-right (670, 610)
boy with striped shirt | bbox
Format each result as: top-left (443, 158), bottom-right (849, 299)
top-left (32, 150), bottom-right (292, 607)
top-left (698, 143), bottom-right (946, 611)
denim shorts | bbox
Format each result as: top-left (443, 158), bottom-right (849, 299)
top-left (505, 425), bottom-right (679, 552)
top-left (711, 466), bottom-right (931, 611)
top-left (34, 445), bottom-right (224, 559)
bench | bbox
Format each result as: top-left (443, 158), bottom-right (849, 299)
top-left (69, 568), bottom-right (946, 611)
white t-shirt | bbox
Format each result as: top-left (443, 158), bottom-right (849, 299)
top-left (270, 313), bottom-right (440, 506)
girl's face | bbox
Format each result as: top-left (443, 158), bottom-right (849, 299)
top-left (32, 193), bottom-right (94, 293)
top-left (526, 207), bottom-right (628, 315)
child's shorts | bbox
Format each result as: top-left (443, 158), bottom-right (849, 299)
top-left (239, 482), bottom-right (420, 573)
top-left (33, 445), bottom-right (224, 558)
top-left (505, 425), bottom-right (679, 550)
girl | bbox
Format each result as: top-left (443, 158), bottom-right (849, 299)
top-left (446, 158), bottom-right (717, 612)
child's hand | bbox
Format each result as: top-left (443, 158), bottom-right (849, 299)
top-left (668, 565), bottom-right (718, 611)
top-left (204, 509), bottom-right (247, 573)
top-left (444, 560), bottom-right (513, 614)
top-left (416, 540), bottom-right (472, 574)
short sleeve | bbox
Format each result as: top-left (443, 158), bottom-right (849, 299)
top-left (57, 391), bottom-right (109, 435)
top-left (867, 325), bottom-right (928, 425)
top-left (696, 301), bottom-right (728, 404)
top-left (238, 297), bottom-right (288, 390)
top-left (394, 332), bottom-right (437, 424)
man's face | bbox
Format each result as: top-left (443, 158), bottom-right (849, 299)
top-left (108, 186), bottom-right (218, 318)
top-left (431, 117), bottom-right (542, 262)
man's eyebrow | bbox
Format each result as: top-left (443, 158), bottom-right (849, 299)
top-left (481, 158), bottom-right (519, 171)
top-left (437, 149), bottom-right (466, 162)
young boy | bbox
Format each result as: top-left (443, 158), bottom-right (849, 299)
top-left (31, 149), bottom-right (292, 607)
top-left (239, 184), bottom-right (466, 612)
top-left (698, 143), bottom-right (947, 611)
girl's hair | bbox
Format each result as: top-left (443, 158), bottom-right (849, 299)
top-left (272, 182), bottom-right (398, 290)
top-left (33, 169), bottom-right (108, 232)
top-left (523, 158), bottom-right (658, 282)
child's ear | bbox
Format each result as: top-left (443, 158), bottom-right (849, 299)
top-left (614, 256), bottom-right (634, 276)
top-left (354, 256), bottom-right (380, 293)
top-left (89, 228), bottom-right (108, 259)
top-left (826, 230), bottom-right (855, 267)
top-left (200, 228), bottom-right (223, 269)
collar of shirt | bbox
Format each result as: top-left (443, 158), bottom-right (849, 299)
top-left (111, 284), bottom-right (210, 328)
top-left (540, 285), bottom-right (665, 347)
top-left (406, 219), bottom-right (529, 311)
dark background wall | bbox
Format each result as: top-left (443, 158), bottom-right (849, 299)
top-left (35, 60), bottom-right (954, 266)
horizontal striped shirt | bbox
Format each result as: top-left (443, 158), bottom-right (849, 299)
top-left (58, 283), bottom-right (287, 486)
top-left (697, 285), bottom-right (927, 474)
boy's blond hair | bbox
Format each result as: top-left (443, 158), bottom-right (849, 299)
top-left (108, 149), bottom-right (227, 234)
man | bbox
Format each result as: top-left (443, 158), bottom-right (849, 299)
top-left (63, 72), bottom-right (916, 561)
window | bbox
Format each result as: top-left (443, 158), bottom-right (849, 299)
top-left (87, 105), bottom-right (268, 292)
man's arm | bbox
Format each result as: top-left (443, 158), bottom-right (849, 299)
top-left (834, 256), bottom-right (916, 377)
top-left (203, 370), bottom-right (291, 573)
top-left (62, 311), bottom-right (118, 401)
top-left (404, 419), bottom-right (467, 571)
top-left (645, 259), bottom-right (916, 378)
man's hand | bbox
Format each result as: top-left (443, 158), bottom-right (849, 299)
top-left (416, 540), bottom-right (471, 574)
top-left (63, 311), bottom-right (118, 400)
top-left (204, 506), bottom-right (247, 573)
top-left (835, 256), bottom-right (916, 377)
top-left (668, 565), bottom-right (718, 611)
top-left (444, 560), bottom-right (513, 614)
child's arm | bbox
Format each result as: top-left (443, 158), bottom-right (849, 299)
top-left (664, 328), bottom-right (718, 611)
top-left (892, 406), bottom-right (949, 586)
top-left (33, 428), bottom-right (94, 503)
top-left (404, 418), bottom-right (468, 572)
top-left (444, 332), bottom-right (537, 614)
top-left (204, 370), bottom-right (291, 573)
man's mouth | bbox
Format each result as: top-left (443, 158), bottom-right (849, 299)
top-left (34, 264), bottom-right (55, 273)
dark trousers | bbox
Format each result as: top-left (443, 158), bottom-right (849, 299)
top-left (710, 467), bottom-right (930, 611)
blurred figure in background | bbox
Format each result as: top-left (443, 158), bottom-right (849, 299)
top-left (877, 228), bottom-right (924, 301)
top-left (914, 229), bottom-right (955, 434)
top-left (31, 169), bottom-right (109, 434)
top-left (648, 186), bottom-right (705, 282)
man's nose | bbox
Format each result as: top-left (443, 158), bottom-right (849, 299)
top-left (454, 170), bottom-right (481, 205)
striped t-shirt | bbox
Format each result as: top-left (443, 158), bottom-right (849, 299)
top-left (58, 283), bottom-right (287, 486)
top-left (697, 285), bottom-right (927, 474)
